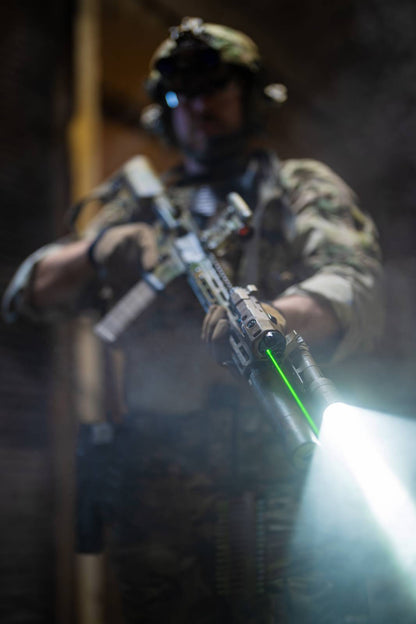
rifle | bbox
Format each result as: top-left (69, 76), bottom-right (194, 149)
top-left (94, 157), bottom-right (338, 470)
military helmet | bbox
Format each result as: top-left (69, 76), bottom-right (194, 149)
top-left (145, 17), bottom-right (287, 104)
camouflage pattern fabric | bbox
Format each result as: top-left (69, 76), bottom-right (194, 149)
top-left (3, 150), bottom-right (383, 353)
top-left (150, 18), bottom-right (262, 74)
top-left (146, 17), bottom-right (263, 102)
top-left (275, 158), bottom-right (383, 361)
top-left (2, 150), bottom-right (381, 622)
top-left (104, 414), bottom-right (363, 624)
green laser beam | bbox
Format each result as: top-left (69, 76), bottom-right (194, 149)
top-left (266, 349), bottom-right (320, 436)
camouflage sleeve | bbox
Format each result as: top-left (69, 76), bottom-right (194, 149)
top-left (2, 241), bottom-right (73, 323)
top-left (2, 158), bottom-right (147, 324)
top-left (278, 159), bottom-right (384, 362)
top-left (1, 235), bottom-right (110, 323)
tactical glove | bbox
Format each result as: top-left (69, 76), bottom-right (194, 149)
top-left (88, 223), bottom-right (158, 292)
top-left (202, 302), bottom-right (287, 364)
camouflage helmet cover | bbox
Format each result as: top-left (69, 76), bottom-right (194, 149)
top-left (146, 17), bottom-right (287, 103)
top-left (152, 17), bottom-right (261, 70)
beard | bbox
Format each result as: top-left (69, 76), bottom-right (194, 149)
top-left (178, 127), bottom-right (252, 173)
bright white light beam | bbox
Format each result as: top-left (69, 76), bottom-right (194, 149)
top-left (321, 402), bottom-right (416, 589)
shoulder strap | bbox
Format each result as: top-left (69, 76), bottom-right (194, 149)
top-left (237, 151), bottom-right (290, 286)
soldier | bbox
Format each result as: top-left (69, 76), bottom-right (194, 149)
top-left (3, 17), bottom-right (383, 623)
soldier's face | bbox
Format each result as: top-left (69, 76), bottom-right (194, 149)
top-left (170, 80), bottom-right (245, 161)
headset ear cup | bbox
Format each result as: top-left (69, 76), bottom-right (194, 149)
top-left (140, 104), bottom-right (164, 135)
top-left (245, 84), bottom-right (288, 136)
top-left (140, 104), bottom-right (177, 146)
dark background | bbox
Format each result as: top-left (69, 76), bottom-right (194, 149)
top-left (0, 0), bottom-right (415, 621)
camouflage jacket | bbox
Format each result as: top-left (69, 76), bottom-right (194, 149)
top-left (1, 151), bottom-right (384, 608)
top-left (2, 149), bottom-right (383, 366)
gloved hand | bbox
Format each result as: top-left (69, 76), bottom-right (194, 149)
top-left (202, 302), bottom-right (287, 364)
top-left (88, 223), bottom-right (158, 292)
